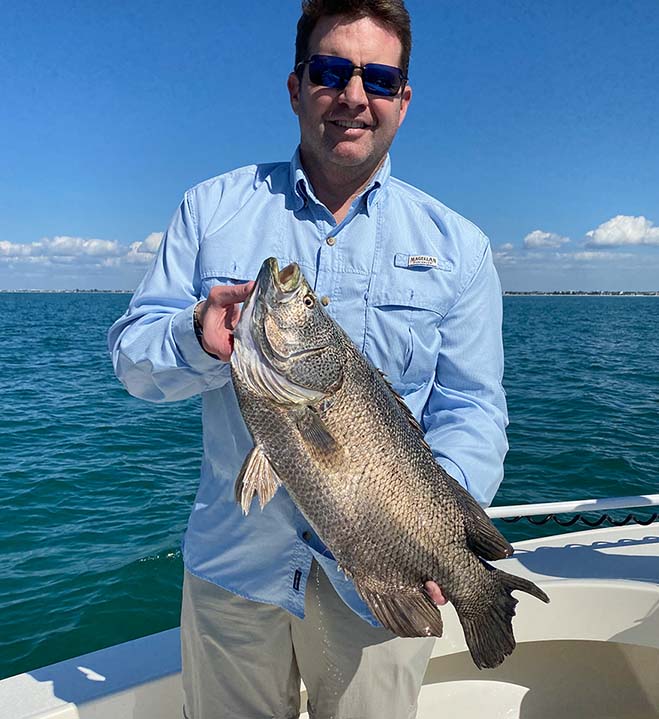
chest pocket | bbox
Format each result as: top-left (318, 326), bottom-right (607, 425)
top-left (198, 256), bottom-right (305, 298)
top-left (199, 260), bottom-right (262, 297)
top-left (364, 263), bottom-right (452, 392)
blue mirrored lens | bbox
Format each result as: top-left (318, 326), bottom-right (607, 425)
top-left (362, 64), bottom-right (403, 96)
top-left (308, 56), bottom-right (354, 89)
top-left (307, 55), bottom-right (403, 97)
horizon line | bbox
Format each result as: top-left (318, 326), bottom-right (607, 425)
top-left (1, 289), bottom-right (658, 296)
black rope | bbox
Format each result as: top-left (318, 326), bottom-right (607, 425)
top-left (500, 512), bottom-right (659, 527)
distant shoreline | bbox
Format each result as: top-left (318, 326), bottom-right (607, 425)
top-left (503, 291), bottom-right (659, 297)
top-left (0, 289), bottom-right (134, 294)
top-left (1, 289), bottom-right (657, 297)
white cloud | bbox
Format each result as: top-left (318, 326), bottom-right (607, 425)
top-left (141, 232), bottom-right (164, 253)
top-left (585, 215), bottom-right (659, 247)
top-left (493, 246), bottom-right (640, 275)
top-left (0, 236), bottom-right (121, 262)
top-left (523, 230), bottom-right (570, 249)
top-left (571, 251), bottom-right (634, 262)
top-left (100, 257), bottom-right (122, 268)
top-left (0, 232), bottom-right (162, 267)
top-left (493, 243), bottom-right (517, 265)
top-left (124, 232), bottom-right (163, 265)
top-left (0, 241), bottom-right (32, 257)
top-left (44, 236), bottom-right (121, 257)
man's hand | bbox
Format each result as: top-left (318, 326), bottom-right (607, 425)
top-left (424, 581), bottom-right (447, 606)
top-left (196, 282), bottom-right (255, 362)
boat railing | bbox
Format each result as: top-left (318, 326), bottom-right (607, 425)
top-left (487, 493), bottom-right (659, 527)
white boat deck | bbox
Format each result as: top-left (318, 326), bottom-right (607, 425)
top-left (2, 518), bottom-right (658, 718)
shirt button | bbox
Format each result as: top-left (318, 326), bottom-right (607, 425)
top-left (326, 236), bottom-right (336, 246)
top-left (302, 531), bottom-right (312, 542)
top-left (320, 296), bottom-right (330, 306)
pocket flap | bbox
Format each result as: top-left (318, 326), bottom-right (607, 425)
top-left (368, 260), bottom-right (451, 316)
top-left (199, 258), bottom-right (263, 283)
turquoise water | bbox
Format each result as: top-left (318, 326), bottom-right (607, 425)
top-left (1, 294), bottom-right (657, 679)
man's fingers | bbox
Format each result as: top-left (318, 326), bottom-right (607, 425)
top-left (196, 281), bottom-right (255, 361)
top-left (424, 581), bottom-right (447, 606)
top-left (208, 281), bottom-right (255, 307)
top-left (225, 303), bottom-right (242, 331)
top-left (212, 332), bottom-right (234, 362)
top-left (201, 317), bottom-right (234, 361)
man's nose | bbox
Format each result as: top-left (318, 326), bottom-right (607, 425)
top-left (339, 70), bottom-right (369, 106)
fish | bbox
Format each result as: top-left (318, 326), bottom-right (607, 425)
top-left (230, 257), bottom-right (549, 669)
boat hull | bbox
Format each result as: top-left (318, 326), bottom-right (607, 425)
top-left (2, 523), bottom-right (658, 719)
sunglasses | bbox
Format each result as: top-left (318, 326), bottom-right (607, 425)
top-left (296, 54), bottom-right (407, 98)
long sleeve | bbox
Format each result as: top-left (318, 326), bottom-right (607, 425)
top-left (422, 243), bottom-right (509, 506)
top-left (107, 191), bottom-right (230, 403)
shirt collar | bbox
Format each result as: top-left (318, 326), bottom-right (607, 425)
top-left (289, 147), bottom-right (391, 215)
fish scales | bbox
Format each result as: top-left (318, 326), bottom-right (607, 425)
top-left (230, 257), bottom-right (549, 669)
top-left (236, 346), bottom-right (443, 581)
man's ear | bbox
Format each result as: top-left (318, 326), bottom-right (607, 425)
top-left (287, 72), bottom-right (300, 115)
top-left (397, 84), bottom-right (412, 128)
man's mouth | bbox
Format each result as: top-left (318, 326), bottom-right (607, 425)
top-left (330, 119), bottom-right (372, 130)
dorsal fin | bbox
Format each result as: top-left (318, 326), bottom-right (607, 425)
top-left (374, 368), bottom-right (433, 454)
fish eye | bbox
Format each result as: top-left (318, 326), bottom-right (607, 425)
top-left (303, 294), bottom-right (315, 308)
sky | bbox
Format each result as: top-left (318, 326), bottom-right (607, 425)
top-left (1, 0), bottom-right (658, 292)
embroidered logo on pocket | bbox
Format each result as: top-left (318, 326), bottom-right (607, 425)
top-left (394, 253), bottom-right (453, 271)
top-left (408, 254), bottom-right (438, 268)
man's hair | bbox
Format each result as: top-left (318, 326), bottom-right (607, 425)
top-left (295, 0), bottom-right (412, 77)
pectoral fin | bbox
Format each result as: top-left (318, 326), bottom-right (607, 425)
top-left (295, 407), bottom-right (338, 453)
top-left (234, 446), bottom-right (282, 515)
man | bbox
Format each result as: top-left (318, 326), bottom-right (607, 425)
top-left (108, 1), bottom-right (508, 717)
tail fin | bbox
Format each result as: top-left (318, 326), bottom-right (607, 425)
top-left (456, 567), bottom-right (549, 670)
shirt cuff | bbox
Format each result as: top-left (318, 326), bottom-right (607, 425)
top-left (171, 302), bottom-right (229, 374)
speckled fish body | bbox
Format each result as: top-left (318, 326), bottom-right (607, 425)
top-left (230, 257), bottom-right (548, 669)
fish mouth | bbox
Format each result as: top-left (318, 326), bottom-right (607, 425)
top-left (264, 257), bottom-right (301, 299)
top-left (273, 259), bottom-right (301, 293)
top-left (240, 258), bottom-right (301, 324)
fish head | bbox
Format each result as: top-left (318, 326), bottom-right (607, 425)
top-left (232, 258), bottom-right (346, 404)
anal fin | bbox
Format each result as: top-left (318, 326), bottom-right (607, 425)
top-left (234, 446), bottom-right (282, 515)
top-left (354, 579), bottom-right (444, 638)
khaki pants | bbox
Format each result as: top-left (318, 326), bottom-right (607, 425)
top-left (181, 562), bottom-right (435, 719)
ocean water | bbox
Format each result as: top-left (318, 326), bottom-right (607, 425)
top-left (0, 293), bottom-right (657, 679)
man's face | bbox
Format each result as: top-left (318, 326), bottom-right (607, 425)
top-left (288, 14), bottom-right (412, 185)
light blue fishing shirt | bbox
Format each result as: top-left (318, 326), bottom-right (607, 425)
top-left (108, 149), bottom-right (508, 625)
